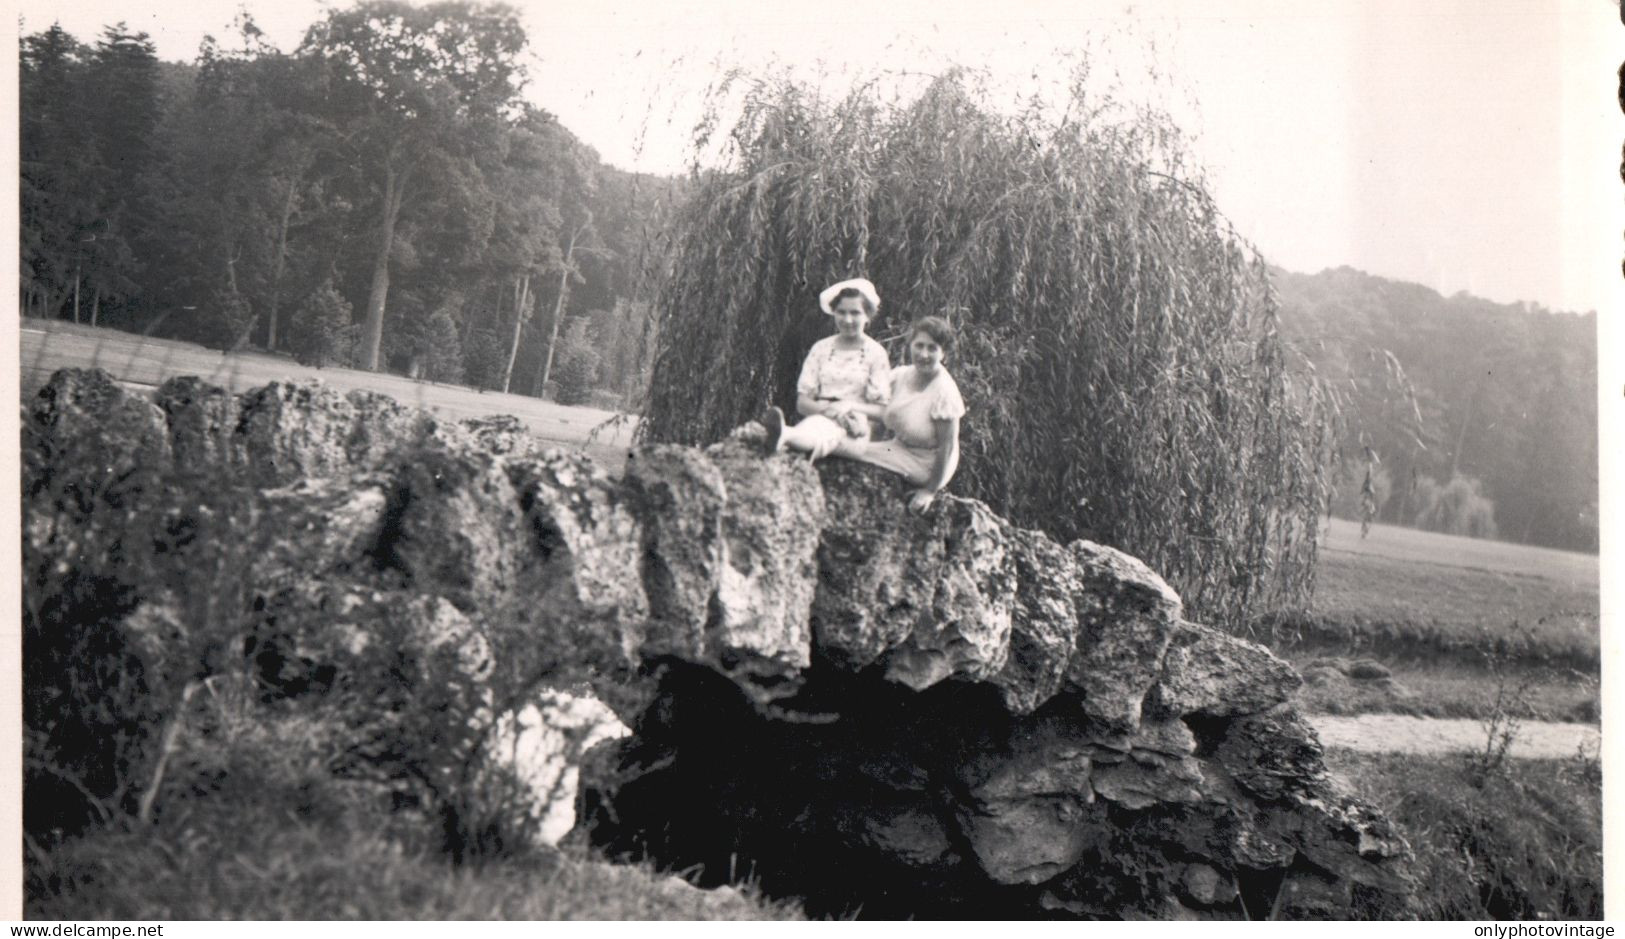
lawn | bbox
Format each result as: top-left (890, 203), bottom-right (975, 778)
top-left (1294, 518), bottom-right (1599, 667)
top-left (1272, 520), bottom-right (1600, 721)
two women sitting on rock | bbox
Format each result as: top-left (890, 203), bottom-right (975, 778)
top-left (761, 278), bottom-right (965, 514)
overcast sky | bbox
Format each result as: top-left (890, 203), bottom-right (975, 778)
top-left (17, 0), bottom-right (1621, 315)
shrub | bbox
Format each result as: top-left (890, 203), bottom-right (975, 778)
top-left (213, 287), bottom-right (255, 351)
top-left (288, 280), bottom-right (355, 368)
top-left (419, 308), bottom-right (465, 383)
top-left (1333, 751), bottom-right (1601, 920)
top-left (636, 64), bottom-right (1343, 624)
top-left (554, 318), bottom-right (601, 406)
top-left (1412, 473), bottom-right (1498, 539)
top-left (462, 326), bottom-right (507, 390)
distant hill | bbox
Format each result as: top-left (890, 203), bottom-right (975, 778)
top-left (1272, 266), bottom-right (1597, 551)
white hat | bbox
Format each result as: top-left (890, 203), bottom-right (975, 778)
top-left (819, 278), bottom-right (881, 315)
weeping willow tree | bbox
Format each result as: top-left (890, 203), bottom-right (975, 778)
top-left (637, 65), bottom-right (1346, 627)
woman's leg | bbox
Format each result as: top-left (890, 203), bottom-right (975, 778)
top-left (834, 438), bottom-right (934, 485)
top-left (781, 414), bottom-right (848, 460)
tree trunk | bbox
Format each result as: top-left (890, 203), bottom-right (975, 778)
top-left (361, 162), bottom-right (410, 372)
top-left (72, 261), bottom-right (80, 323)
top-left (267, 174), bottom-right (299, 352)
top-left (537, 220), bottom-right (589, 396)
top-left (90, 286), bottom-right (100, 328)
top-left (500, 274), bottom-right (532, 394)
top-left (142, 308), bottom-right (174, 337)
top-left (227, 247), bottom-right (258, 352)
top-left (1448, 380), bottom-right (1478, 480)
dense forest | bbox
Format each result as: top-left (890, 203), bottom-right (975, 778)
top-left (1276, 267), bottom-right (1597, 551)
top-left (19, 4), bottom-right (676, 406)
top-left (17, 6), bottom-right (1598, 553)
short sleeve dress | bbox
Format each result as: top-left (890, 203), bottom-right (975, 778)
top-left (841, 365), bottom-right (966, 486)
top-left (784, 334), bottom-right (892, 459)
top-left (795, 335), bottom-right (892, 406)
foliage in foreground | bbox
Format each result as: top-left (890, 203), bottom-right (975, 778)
top-left (25, 726), bottom-right (800, 921)
top-left (637, 65), bottom-right (1347, 624)
top-left (1326, 749), bottom-right (1601, 920)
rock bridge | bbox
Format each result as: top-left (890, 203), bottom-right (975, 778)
top-left (24, 368), bottom-right (1414, 919)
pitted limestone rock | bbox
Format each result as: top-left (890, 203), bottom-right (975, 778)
top-left (155, 376), bottom-right (241, 473)
top-left (1150, 620), bottom-right (1303, 718)
top-left (1066, 540), bottom-right (1183, 730)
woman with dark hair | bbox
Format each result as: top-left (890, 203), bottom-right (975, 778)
top-left (761, 278), bottom-right (892, 461)
top-left (850, 315), bottom-right (965, 513)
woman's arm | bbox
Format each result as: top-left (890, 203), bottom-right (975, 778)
top-left (797, 395), bottom-right (886, 420)
top-left (797, 394), bottom-right (838, 419)
top-left (909, 416), bottom-right (960, 512)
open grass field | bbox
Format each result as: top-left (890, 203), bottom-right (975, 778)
top-left (1301, 518), bottom-right (1599, 665)
top-left (1278, 520), bottom-right (1600, 722)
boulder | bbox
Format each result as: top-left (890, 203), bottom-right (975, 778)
top-left (155, 376), bottom-right (241, 474)
top-left (1149, 620), bottom-right (1302, 718)
top-left (1064, 541), bottom-right (1183, 729)
top-left (1179, 863), bottom-right (1238, 907)
top-left (994, 530), bottom-right (1079, 713)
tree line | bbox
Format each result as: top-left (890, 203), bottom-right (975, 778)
top-left (20, 3), bottom-right (675, 405)
top-left (1276, 266), bottom-right (1597, 552)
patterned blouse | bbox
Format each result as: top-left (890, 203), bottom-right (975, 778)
top-left (795, 335), bottom-right (892, 405)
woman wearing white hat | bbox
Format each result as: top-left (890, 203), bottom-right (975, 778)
top-left (761, 278), bottom-right (892, 461)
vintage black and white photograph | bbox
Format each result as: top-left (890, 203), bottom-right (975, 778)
top-left (12, 0), bottom-right (1616, 922)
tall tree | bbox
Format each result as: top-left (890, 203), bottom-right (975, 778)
top-left (299, 1), bottom-right (529, 372)
top-left (19, 25), bottom-right (95, 318)
top-left (80, 24), bottom-right (163, 324)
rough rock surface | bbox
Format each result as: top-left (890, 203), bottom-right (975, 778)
top-left (23, 368), bottom-right (1415, 920)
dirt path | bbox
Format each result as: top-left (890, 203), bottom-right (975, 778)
top-left (1309, 714), bottom-right (1599, 760)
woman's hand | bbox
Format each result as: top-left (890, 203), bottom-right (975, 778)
top-left (907, 488), bottom-right (936, 514)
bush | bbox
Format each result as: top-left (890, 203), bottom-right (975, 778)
top-left (554, 318), bottom-right (601, 406)
top-left (636, 65), bottom-right (1342, 624)
top-left (288, 281), bottom-right (355, 368)
top-left (1412, 474), bottom-right (1498, 539)
top-left (213, 287), bottom-right (255, 351)
top-left (419, 308), bottom-right (465, 383)
top-left (462, 327), bottom-right (507, 390)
